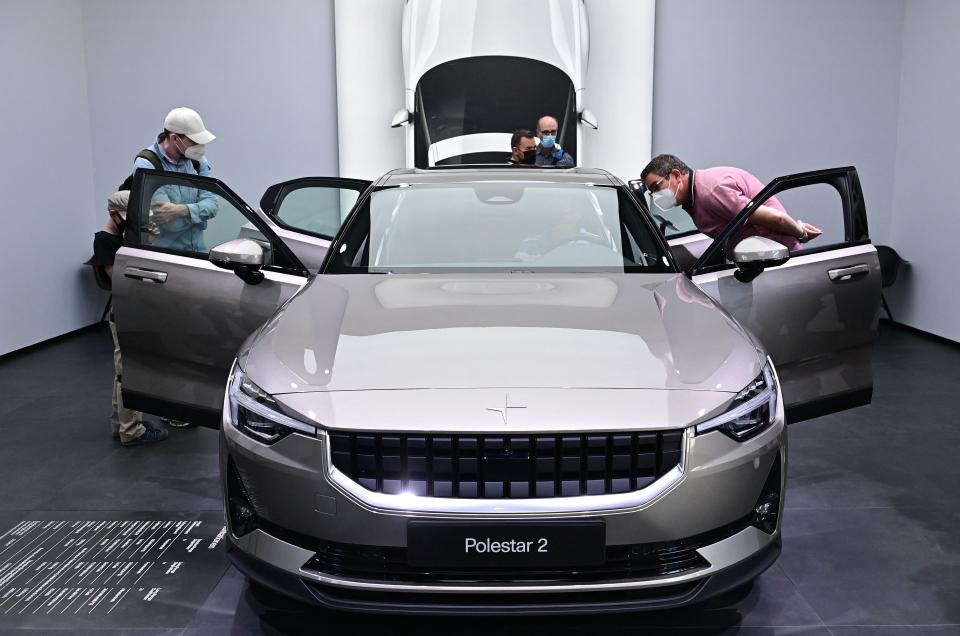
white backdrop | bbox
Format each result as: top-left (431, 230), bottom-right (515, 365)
top-left (334, 0), bottom-right (655, 181)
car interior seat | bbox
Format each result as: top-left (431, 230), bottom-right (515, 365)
top-left (83, 256), bottom-right (113, 322)
top-left (874, 244), bottom-right (909, 322)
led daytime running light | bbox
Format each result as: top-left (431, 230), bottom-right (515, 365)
top-left (695, 363), bottom-right (776, 436)
top-left (228, 366), bottom-right (319, 438)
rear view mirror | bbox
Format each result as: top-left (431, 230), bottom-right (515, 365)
top-left (391, 109), bottom-right (412, 128)
top-left (733, 237), bottom-right (789, 283)
top-left (210, 238), bottom-right (266, 285)
top-left (579, 109), bottom-right (599, 130)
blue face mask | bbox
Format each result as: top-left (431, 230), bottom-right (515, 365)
top-left (540, 135), bottom-right (556, 149)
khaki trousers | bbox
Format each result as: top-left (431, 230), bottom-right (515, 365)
top-left (109, 315), bottom-right (145, 443)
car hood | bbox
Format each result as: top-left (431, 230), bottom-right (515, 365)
top-left (403, 0), bottom-right (587, 90)
top-left (240, 273), bottom-right (764, 396)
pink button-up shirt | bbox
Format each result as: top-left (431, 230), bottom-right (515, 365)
top-left (688, 167), bottom-right (800, 254)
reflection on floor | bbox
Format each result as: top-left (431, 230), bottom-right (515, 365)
top-left (0, 323), bottom-right (957, 635)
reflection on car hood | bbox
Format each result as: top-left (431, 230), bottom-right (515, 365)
top-left (240, 273), bottom-right (764, 395)
top-left (404, 0), bottom-right (587, 89)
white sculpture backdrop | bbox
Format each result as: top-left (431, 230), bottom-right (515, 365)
top-left (334, 0), bottom-right (655, 181)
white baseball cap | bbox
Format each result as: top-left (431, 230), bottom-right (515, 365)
top-left (163, 107), bottom-right (216, 144)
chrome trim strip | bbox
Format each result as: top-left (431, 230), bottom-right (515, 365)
top-left (321, 429), bottom-right (691, 516)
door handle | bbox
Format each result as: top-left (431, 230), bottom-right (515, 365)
top-left (828, 263), bottom-right (870, 282)
top-left (124, 267), bottom-right (168, 284)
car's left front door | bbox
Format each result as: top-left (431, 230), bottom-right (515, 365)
top-left (113, 170), bottom-right (314, 427)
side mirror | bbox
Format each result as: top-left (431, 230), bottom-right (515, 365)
top-left (391, 109), bottom-right (412, 128)
top-left (210, 238), bottom-right (265, 285)
top-left (579, 108), bottom-right (599, 130)
top-left (732, 237), bottom-right (789, 283)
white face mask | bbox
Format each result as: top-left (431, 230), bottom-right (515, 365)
top-left (174, 136), bottom-right (206, 162)
top-left (183, 143), bottom-right (206, 161)
top-left (651, 178), bottom-right (678, 211)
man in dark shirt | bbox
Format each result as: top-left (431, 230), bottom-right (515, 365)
top-left (92, 192), bottom-right (168, 446)
top-left (509, 129), bottom-right (538, 165)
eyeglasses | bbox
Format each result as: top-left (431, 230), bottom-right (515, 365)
top-left (539, 129), bottom-right (558, 136)
top-left (648, 175), bottom-right (667, 192)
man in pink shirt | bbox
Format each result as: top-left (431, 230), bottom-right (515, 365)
top-left (640, 154), bottom-right (821, 255)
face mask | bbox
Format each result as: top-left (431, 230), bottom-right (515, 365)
top-left (521, 148), bottom-right (537, 164)
top-left (174, 135), bottom-right (206, 161)
top-left (540, 134), bottom-right (556, 149)
top-left (652, 178), bottom-right (679, 211)
top-left (116, 219), bottom-right (127, 233)
top-left (184, 143), bottom-right (206, 161)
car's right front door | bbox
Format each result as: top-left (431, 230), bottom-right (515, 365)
top-left (688, 167), bottom-right (881, 423)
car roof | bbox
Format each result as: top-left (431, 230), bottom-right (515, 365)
top-left (376, 166), bottom-right (624, 188)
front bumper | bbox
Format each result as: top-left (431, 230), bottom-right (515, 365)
top-left (227, 530), bottom-right (781, 614)
top-left (219, 389), bottom-right (786, 613)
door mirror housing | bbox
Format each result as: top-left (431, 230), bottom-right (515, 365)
top-left (579, 108), bottom-right (599, 130)
top-left (210, 238), bottom-right (266, 285)
top-left (391, 109), bottom-right (412, 128)
top-left (732, 237), bottom-right (789, 283)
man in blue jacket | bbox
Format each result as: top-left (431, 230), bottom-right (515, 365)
top-left (535, 115), bottom-right (575, 167)
top-left (133, 107), bottom-right (218, 253)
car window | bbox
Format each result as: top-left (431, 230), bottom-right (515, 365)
top-left (132, 173), bottom-right (253, 258)
top-left (642, 191), bottom-right (699, 238)
top-left (272, 186), bottom-right (360, 238)
top-left (325, 183), bottom-right (674, 274)
top-left (762, 183), bottom-right (845, 252)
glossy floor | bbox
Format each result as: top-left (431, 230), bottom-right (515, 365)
top-left (0, 324), bottom-right (957, 635)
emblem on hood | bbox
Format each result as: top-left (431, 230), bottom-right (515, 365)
top-left (486, 394), bottom-right (526, 426)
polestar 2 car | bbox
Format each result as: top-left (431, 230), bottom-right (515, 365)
top-left (114, 164), bottom-right (879, 613)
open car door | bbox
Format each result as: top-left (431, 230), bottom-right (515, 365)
top-left (113, 169), bottom-right (367, 427)
top-left (688, 167), bottom-right (880, 423)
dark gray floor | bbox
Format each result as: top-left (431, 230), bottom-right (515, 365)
top-left (0, 324), bottom-right (958, 635)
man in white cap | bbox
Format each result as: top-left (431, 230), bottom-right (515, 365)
top-left (132, 107), bottom-right (219, 253)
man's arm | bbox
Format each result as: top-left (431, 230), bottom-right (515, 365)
top-left (749, 206), bottom-right (822, 243)
top-left (554, 150), bottom-right (575, 168)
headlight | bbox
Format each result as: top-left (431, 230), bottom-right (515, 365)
top-left (228, 365), bottom-right (318, 444)
top-left (695, 360), bottom-right (779, 441)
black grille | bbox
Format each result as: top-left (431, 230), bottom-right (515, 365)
top-left (328, 431), bottom-right (684, 498)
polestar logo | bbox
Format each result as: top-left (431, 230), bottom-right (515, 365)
top-left (486, 394), bottom-right (526, 426)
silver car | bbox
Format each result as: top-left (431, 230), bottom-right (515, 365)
top-left (114, 165), bottom-right (879, 614)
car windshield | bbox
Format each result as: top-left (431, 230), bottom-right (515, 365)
top-left (324, 183), bottom-right (674, 274)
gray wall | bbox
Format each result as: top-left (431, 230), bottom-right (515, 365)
top-left (0, 1), bottom-right (101, 355)
top-left (81, 0), bottom-right (340, 211)
top-left (885, 0), bottom-right (959, 342)
top-left (0, 0), bottom-right (340, 355)
top-left (651, 0), bottom-right (905, 246)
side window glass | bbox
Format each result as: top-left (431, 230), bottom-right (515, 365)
top-left (274, 187), bottom-right (360, 238)
top-left (643, 191), bottom-right (698, 238)
top-left (761, 184), bottom-right (845, 252)
top-left (137, 173), bottom-right (262, 259)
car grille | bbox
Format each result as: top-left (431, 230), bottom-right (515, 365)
top-left (327, 431), bottom-right (683, 498)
